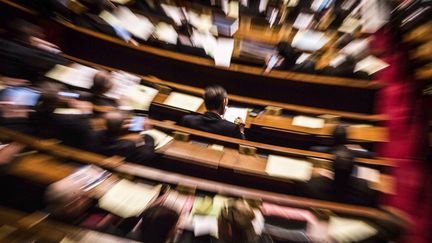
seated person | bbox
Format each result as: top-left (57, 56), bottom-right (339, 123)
top-left (97, 111), bottom-right (156, 163)
top-left (180, 85), bottom-right (245, 139)
top-left (303, 147), bottom-right (378, 207)
top-left (32, 91), bottom-right (98, 151)
top-left (177, 199), bottom-right (272, 243)
top-left (310, 124), bottom-right (375, 158)
top-left (85, 71), bottom-right (118, 108)
top-left (126, 205), bottom-right (180, 243)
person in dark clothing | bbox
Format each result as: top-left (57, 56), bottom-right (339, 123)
top-left (303, 146), bottom-right (378, 207)
top-left (97, 111), bottom-right (156, 163)
top-left (87, 71), bottom-right (118, 107)
top-left (125, 205), bottom-right (180, 243)
top-left (180, 85), bottom-right (245, 139)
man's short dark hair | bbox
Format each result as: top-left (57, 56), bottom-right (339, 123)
top-left (204, 85), bottom-right (227, 111)
top-left (140, 205), bottom-right (179, 243)
top-left (332, 124), bottom-right (348, 146)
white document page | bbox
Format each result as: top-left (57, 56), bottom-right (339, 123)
top-left (163, 92), bottom-right (204, 112)
top-left (292, 115), bottom-right (325, 129)
top-left (354, 55), bottom-right (390, 75)
top-left (292, 30), bottom-right (329, 51)
top-left (328, 217), bottom-right (378, 242)
top-left (161, 4), bottom-right (184, 26)
top-left (223, 107), bottom-right (248, 124)
top-left (126, 85), bottom-right (159, 111)
top-left (338, 17), bottom-right (361, 34)
top-left (265, 155), bottom-right (313, 181)
top-left (45, 64), bottom-right (97, 89)
top-left (114, 7), bottom-right (155, 40)
top-left (105, 71), bottom-right (141, 100)
top-left (193, 216), bottom-right (218, 237)
top-left (293, 13), bottom-right (314, 30)
top-left (154, 22), bottom-right (178, 44)
top-left (98, 180), bottom-right (161, 218)
top-left (355, 166), bottom-right (380, 183)
top-left (214, 38), bottom-right (235, 67)
top-left (140, 129), bottom-right (174, 150)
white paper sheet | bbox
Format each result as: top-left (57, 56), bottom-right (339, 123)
top-left (126, 85), bottom-right (159, 111)
top-left (140, 129), bottom-right (174, 150)
top-left (114, 7), bottom-right (155, 40)
top-left (45, 64), bottom-right (98, 89)
top-left (355, 166), bottom-right (380, 183)
top-left (163, 92), bottom-right (204, 112)
top-left (161, 4), bottom-right (184, 26)
top-left (104, 71), bottom-right (141, 100)
top-left (223, 107), bottom-right (248, 124)
top-left (154, 22), bottom-right (178, 44)
top-left (292, 116), bottom-right (325, 129)
top-left (193, 216), bottom-right (218, 237)
top-left (328, 217), bottom-right (378, 242)
top-left (292, 30), bottom-right (329, 51)
top-left (98, 179), bottom-right (161, 218)
top-left (266, 155), bottom-right (313, 181)
top-left (354, 55), bottom-right (389, 75)
top-left (214, 38), bottom-right (234, 67)
top-left (293, 13), bottom-right (314, 29)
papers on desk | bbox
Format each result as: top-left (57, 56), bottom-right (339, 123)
top-left (213, 15), bottom-right (239, 36)
top-left (161, 4), bottom-right (184, 26)
top-left (293, 13), bottom-right (314, 30)
top-left (292, 116), bottom-right (325, 129)
top-left (126, 85), bottom-right (159, 111)
top-left (328, 217), bottom-right (378, 242)
top-left (45, 64), bottom-right (98, 89)
top-left (296, 53), bottom-right (312, 65)
top-left (163, 92), bottom-right (204, 112)
top-left (154, 22), bottom-right (178, 44)
top-left (188, 12), bottom-right (213, 32)
top-left (213, 38), bottom-right (235, 67)
top-left (98, 179), bottom-right (161, 218)
top-left (228, 1), bottom-right (239, 18)
top-left (193, 216), bottom-right (218, 237)
top-left (265, 155), bottom-right (312, 181)
top-left (338, 17), bottom-right (361, 34)
top-left (103, 71), bottom-right (141, 100)
top-left (114, 7), bottom-right (155, 40)
top-left (341, 38), bottom-right (369, 57)
top-left (140, 129), bottom-right (173, 150)
top-left (354, 56), bottom-right (389, 75)
top-left (355, 166), bottom-right (380, 183)
top-left (292, 30), bottom-right (329, 51)
top-left (223, 107), bottom-right (248, 124)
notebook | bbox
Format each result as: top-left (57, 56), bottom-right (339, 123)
top-left (223, 107), bottom-right (248, 124)
top-left (126, 85), bottom-right (159, 111)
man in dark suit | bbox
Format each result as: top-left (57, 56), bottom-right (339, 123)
top-left (180, 85), bottom-right (245, 139)
top-left (97, 111), bottom-right (156, 164)
top-left (303, 146), bottom-right (378, 207)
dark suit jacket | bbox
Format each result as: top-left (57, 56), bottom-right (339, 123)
top-left (303, 176), bottom-right (378, 207)
top-left (97, 132), bottom-right (156, 164)
top-left (180, 111), bottom-right (245, 139)
top-left (176, 230), bottom-right (274, 243)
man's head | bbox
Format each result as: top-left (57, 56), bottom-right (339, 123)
top-left (218, 200), bottom-right (257, 243)
top-left (332, 146), bottom-right (354, 184)
top-left (140, 205), bottom-right (180, 243)
top-left (104, 111), bottom-right (125, 136)
top-left (332, 124), bottom-right (348, 146)
top-left (91, 71), bottom-right (113, 96)
top-left (204, 85), bottom-right (228, 115)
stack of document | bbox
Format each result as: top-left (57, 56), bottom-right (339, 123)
top-left (125, 85), bottom-right (159, 111)
top-left (328, 217), bottom-right (378, 242)
top-left (213, 15), bottom-right (239, 36)
top-left (355, 166), bottom-right (380, 183)
top-left (45, 64), bottom-right (98, 89)
top-left (98, 179), bottom-right (161, 218)
top-left (140, 129), bottom-right (173, 150)
top-left (163, 92), bottom-right (204, 112)
top-left (292, 30), bottom-right (329, 51)
top-left (292, 116), bottom-right (325, 129)
top-left (354, 56), bottom-right (389, 75)
top-left (104, 71), bottom-right (141, 100)
top-left (265, 155), bottom-right (313, 181)
top-left (223, 107), bottom-right (248, 124)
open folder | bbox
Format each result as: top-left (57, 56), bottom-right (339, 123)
top-left (265, 155), bottom-right (312, 181)
top-left (45, 64), bottom-right (98, 89)
top-left (223, 107), bottom-right (248, 124)
top-left (163, 92), bottom-right (204, 112)
top-left (98, 179), bottom-right (161, 218)
top-left (126, 85), bottom-right (159, 111)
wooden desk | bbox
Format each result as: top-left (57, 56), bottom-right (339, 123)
top-left (251, 114), bottom-right (389, 143)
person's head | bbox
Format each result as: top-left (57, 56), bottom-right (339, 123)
top-left (139, 205), bottom-right (180, 243)
top-left (91, 71), bottom-right (113, 96)
top-left (218, 200), bottom-right (258, 243)
top-left (204, 85), bottom-right (228, 115)
top-left (81, 0), bottom-right (115, 14)
top-left (36, 91), bottom-right (61, 114)
top-left (332, 146), bottom-right (355, 185)
top-left (8, 19), bottom-right (44, 44)
top-left (332, 124), bottom-right (348, 146)
top-left (104, 111), bottom-right (125, 137)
